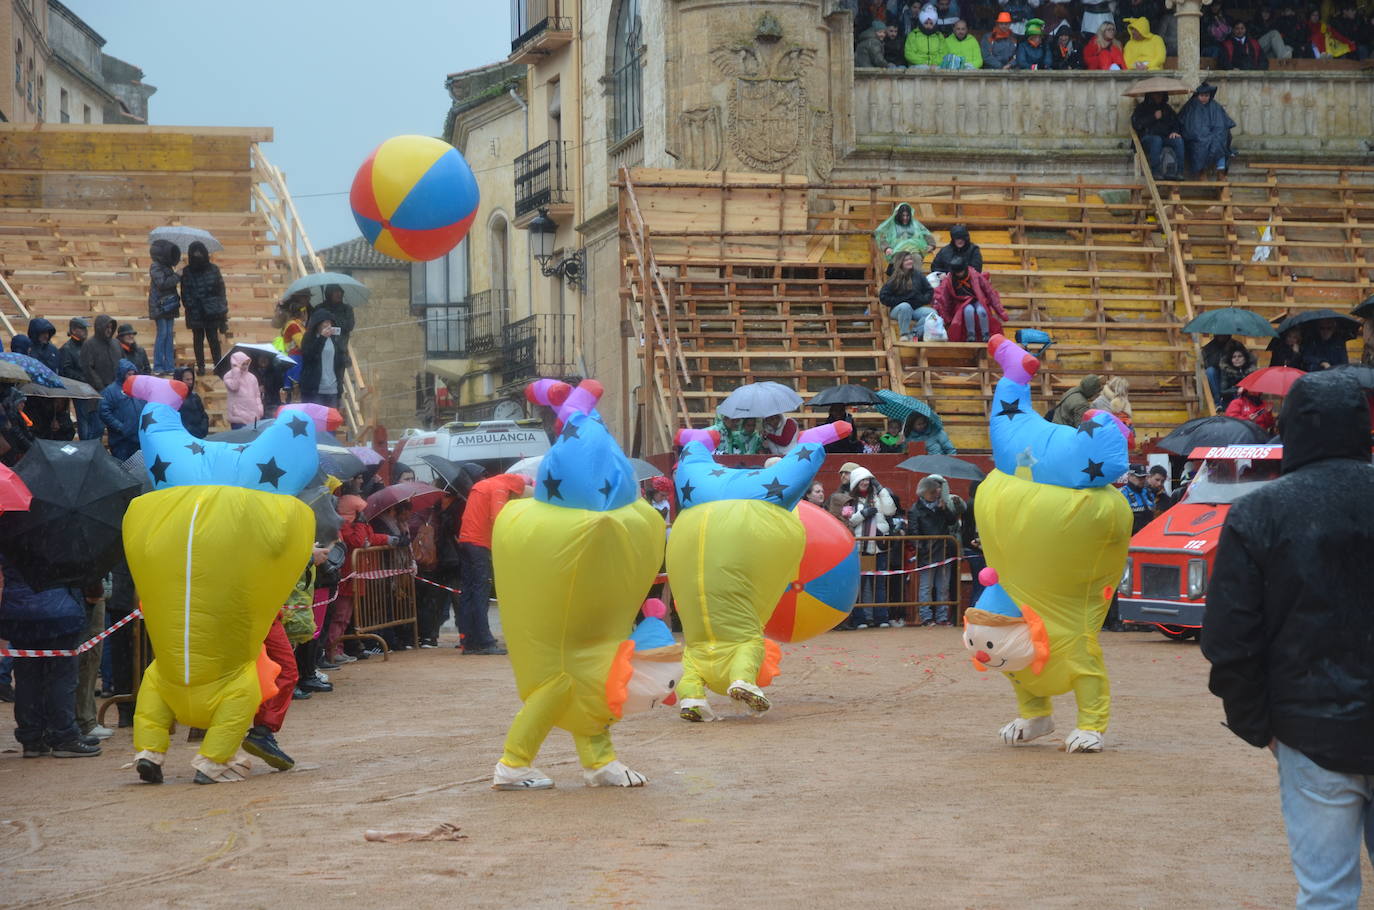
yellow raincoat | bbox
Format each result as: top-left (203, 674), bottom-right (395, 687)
top-left (1123, 17), bottom-right (1166, 70)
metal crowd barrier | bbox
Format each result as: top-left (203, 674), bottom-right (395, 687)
top-left (851, 534), bottom-right (963, 625)
top-left (341, 545), bottom-right (419, 657)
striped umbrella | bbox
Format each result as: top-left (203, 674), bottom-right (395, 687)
top-left (874, 390), bottom-right (943, 432)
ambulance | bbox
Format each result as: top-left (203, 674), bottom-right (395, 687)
top-left (397, 419), bottom-right (551, 482)
top-left (1117, 444), bottom-right (1284, 640)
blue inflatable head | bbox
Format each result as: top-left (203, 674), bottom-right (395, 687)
top-left (673, 438), bottom-right (826, 511)
top-left (534, 410), bottom-right (638, 511)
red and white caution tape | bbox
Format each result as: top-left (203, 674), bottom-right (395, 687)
top-left (859, 554), bottom-right (964, 577)
top-left (0, 608), bottom-right (144, 658)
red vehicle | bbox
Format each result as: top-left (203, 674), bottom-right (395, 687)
top-left (1118, 445), bottom-right (1285, 640)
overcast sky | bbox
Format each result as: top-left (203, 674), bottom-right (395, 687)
top-left (69, 1), bottom-right (509, 251)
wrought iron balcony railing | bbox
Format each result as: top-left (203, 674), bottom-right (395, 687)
top-left (514, 139), bottom-right (570, 219)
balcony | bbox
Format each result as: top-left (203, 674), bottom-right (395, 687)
top-left (510, 0), bottom-right (574, 66)
top-left (422, 289), bottom-right (513, 358)
top-left (500, 313), bottom-right (578, 386)
top-left (514, 139), bottom-right (573, 225)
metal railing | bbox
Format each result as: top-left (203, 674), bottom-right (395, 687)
top-left (500, 313), bottom-right (577, 385)
top-left (851, 534), bottom-right (964, 624)
top-left (514, 139), bottom-right (571, 218)
top-left (422, 289), bottom-right (512, 358)
top-left (511, 0), bottom-right (572, 55)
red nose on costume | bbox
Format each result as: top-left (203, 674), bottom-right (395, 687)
top-left (975, 650), bottom-right (991, 664)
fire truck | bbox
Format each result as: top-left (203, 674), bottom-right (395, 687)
top-left (1117, 444), bottom-right (1284, 640)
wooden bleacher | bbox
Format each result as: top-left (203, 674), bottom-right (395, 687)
top-left (0, 124), bottom-right (358, 432)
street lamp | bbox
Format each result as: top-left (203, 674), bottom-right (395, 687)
top-left (527, 206), bottom-right (584, 290)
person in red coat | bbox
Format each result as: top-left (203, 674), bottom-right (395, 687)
top-left (323, 495), bottom-right (393, 662)
top-left (1224, 389), bottom-right (1277, 435)
top-left (934, 256), bottom-right (1008, 342)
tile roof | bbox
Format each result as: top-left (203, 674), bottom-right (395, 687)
top-left (318, 237), bottom-right (409, 271)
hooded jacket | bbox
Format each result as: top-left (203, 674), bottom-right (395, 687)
top-left (0, 556), bottom-right (87, 647)
top-left (933, 267), bottom-right (1007, 342)
top-left (79, 314), bottom-right (124, 391)
top-left (299, 308), bottom-right (349, 398)
top-left (24, 317), bottom-right (58, 373)
top-left (1084, 34), bottom-right (1126, 69)
top-left (873, 203), bottom-right (936, 261)
top-left (1123, 16), bottom-right (1165, 68)
top-left (846, 467), bottom-right (898, 552)
top-left (905, 23), bottom-right (948, 66)
top-left (177, 375), bottom-right (210, 439)
top-left (931, 226), bottom-right (984, 274)
top-left (180, 241), bottom-right (228, 329)
top-left (903, 411), bottom-right (957, 455)
top-left (147, 239), bottom-right (182, 319)
top-left (1180, 85), bottom-right (1235, 170)
top-left (1224, 392), bottom-right (1277, 435)
top-left (1051, 375), bottom-right (1104, 426)
top-left (907, 475), bottom-right (966, 562)
top-left (222, 351), bottom-right (264, 426)
top-left (944, 31), bottom-right (983, 67)
top-left (855, 25), bottom-right (889, 67)
top-left (1051, 34), bottom-right (1086, 68)
top-left (98, 359), bottom-right (142, 460)
top-left (1202, 370), bottom-right (1374, 774)
top-left (119, 332), bottom-right (151, 376)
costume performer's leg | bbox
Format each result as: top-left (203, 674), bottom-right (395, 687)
top-left (131, 663), bottom-right (176, 755)
top-left (499, 675), bottom-right (572, 768)
top-left (1013, 684), bottom-right (1054, 720)
top-left (1071, 666), bottom-right (1111, 732)
top-left (726, 638), bottom-right (767, 688)
top-left (574, 731), bottom-right (617, 770)
top-left (677, 648), bottom-right (709, 701)
top-left (200, 664), bottom-right (262, 764)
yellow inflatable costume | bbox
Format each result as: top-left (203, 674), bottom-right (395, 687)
top-left (962, 336), bottom-right (1131, 753)
top-left (665, 425), bottom-right (837, 722)
top-left (490, 384), bottom-right (665, 790)
top-left (125, 392), bottom-right (317, 783)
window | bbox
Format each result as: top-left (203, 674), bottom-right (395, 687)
top-left (14, 41), bottom-right (21, 88)
top-left (59, 88), bottom-right (69, 123)
top-left (82, 104), bottom-right (91, 123)
top-left (36, 76), bottom-right (42, 120)
top-left (411, 239), bottom-right (469, 306)
top-left (609, 0), bottom-right (643, 143)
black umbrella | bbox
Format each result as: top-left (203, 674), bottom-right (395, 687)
top-left (421, 454), bottom-right (484, 499)
top-left (317, 446), bottom-right (364, 480)
top-left (896, 454), bottom-right (986, 481)
top-left (0, 440), bottom-right (142, 589)
top-left (1157, 415), bottom-right (1272, 456)
top-left (1274, 309), bottom-right (1361, 339)
top-left (808, 385), bottom-right (880, 408)
top-left (297, 484), bottom-right (343, 546)
top-left (1181, 307), bottom-right (1277, 338)
top-left (1352, 294), bottom-right (1374, 321)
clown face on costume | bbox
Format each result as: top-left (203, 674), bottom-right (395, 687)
top-left (963, 335), bottom-right (1132, 754)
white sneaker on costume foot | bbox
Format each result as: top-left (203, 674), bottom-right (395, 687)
top-left (678, 698), bottom-right (716, 722)
top-left (727, 679), bottom-right (771, 714)
top-left (492, 762), bottom-right (554, 790)
top-left (998, 715), bottom-right (1055, 745)
top-left (583, 760), bottom-right (647, 787)
top-left (1064, 728), bottom-right (1105, 753)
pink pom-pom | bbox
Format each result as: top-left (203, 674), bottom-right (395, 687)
top-left (641, 598), bottom-right (666, 619)
top-left (979, 567), bottom-right (999, 586)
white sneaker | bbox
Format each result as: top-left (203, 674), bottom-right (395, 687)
top-left (878, 622), bottom-right (891, 628)
top-left (314, 670), bottom-right (329, 683)
top-left (1064, 728), bottom-right (1105, 753)
top-left (678, 698), bottom-right (716, 722)
top-left (191, 753), bottom-right (249, 784)
top-left (891, 618), bottom-right (907, 628)
top-left (86, 724), bottom-right (114, 740)
top-left (727, 679), bottom-right (771, 714)
top-left (583, 759), bottom-right (647, 788)
top-left (999, 715), bottom-right (1055, 745)
top-left (492, 762), bottom-right (554, 790)
top-left (855, 623), bottom-right (870, 629)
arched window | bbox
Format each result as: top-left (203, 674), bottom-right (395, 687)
top-left (609, 0), bottom-right (642, 143)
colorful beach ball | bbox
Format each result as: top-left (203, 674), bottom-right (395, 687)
top-left (764, 501), bottom-right (861, 643)
top-left (349, 135), bottom-right (479, 263)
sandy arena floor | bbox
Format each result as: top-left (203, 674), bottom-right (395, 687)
top-left (1, 624), bottom-right (1362, 909)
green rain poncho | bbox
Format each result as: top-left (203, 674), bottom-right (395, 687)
top-left (873, 203), bottom-right (936, 263)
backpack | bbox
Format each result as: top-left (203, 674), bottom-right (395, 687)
top-left (410, 520), bottom-right (438, 569)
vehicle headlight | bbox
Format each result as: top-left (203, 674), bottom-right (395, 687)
top-left (1187, 559), bottom-right (1208, 599)
top-left (1118, 559), bottom-right (1132, 595)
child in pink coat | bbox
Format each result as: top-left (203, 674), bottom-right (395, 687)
top-left (222, 351), bottom-right (263, 429)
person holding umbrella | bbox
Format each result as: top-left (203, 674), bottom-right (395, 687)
top-left (1302, 318), bottom-right (1351, 373)
top-left (1225, 387), bottom-right (1277, 435)
top-left (147, 239), bottom-right (181, 374)
top-left (314, 284), bottom-right (355, 348)
top-left (300, 311), bottom-right (348, 408)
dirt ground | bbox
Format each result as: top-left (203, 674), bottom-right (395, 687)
top-left (0, 623), bottom-right (1362, 909)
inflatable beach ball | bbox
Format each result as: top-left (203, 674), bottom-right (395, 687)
top-left (764, 501), bottom-right (861, 643)
top-left (349, 135), bottom-right (479, 263)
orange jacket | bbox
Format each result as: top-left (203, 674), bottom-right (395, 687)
top-left (458, 474), bottom-right (528, 550)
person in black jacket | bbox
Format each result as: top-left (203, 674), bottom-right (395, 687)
top-left (58, 317), bottom-right (101, 441)
top-left (1300, 319), bottom-right (1350, 372)
top-left (172, 366), bottom-right (210, 438)
top-left (1201, 369), bottom-right (1374, 909)
top-left (1216, 19), bottom-right (1268, 69)
top-left (180, 241), bottom-right (228, 375)
top-left (1132, 91), bottom-right (1186, 180)
top-left (1050, 29), bottom-right (1086, 68)
top-left (21, 318), bottom-right (73, 440)
top-left (879, 250), bottom-right (937, 341)
top-left (299, 309), bottom-right (348, 407)
top-left (931, 224), bottom-right (984, 275)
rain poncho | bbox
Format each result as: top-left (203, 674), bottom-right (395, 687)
top-left (1179, 87), bottom-right (1235, 169)
top-left (903, 411), bottom-right (957, 455)
top-left (872, 203), bottom-right (936, 262)
top-left (709, 416), bottom-right (762, 455)
top-left (1122, 17), bottom-right (1165, 69)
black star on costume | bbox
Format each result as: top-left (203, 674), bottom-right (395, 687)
top-left (996, 399), bottom-right (1023, 419)
top-left (286, 415), bottom-right (311, 437)
top-left (257, 457), bottom-right (287, 488)
top-left (185, 442), bottom-right (205, 455)
top-left (1076, 419), bottom-right (1100, 437)
top-left (792, 446), bottom-right (815, 462)
top-left (599, 479), bottom-right (614, 499)
top-left (1081, 459), bottom-right (1105, 481)
top-left (140, 412), bottom-right (157, 431)
top-left (542, 474), bottom-right (564, 500)
top-left (762, 477), bottom-right (788, 500)
top-left (560, 422), bottom-right (581, 440)
top-left (149, 455), bottom-right (171, 484)
top-left (680, 481), bottom-right (696, 502)
top-left (708, 468), bottom-right (726, 477)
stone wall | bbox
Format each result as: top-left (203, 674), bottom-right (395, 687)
top-left (343, 266), bottom-right (423, 437)
top-left (854, 70), bottom-right (1374, 161)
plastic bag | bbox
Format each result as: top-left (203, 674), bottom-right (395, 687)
top-left (923, 311), bottom-right (948, 342)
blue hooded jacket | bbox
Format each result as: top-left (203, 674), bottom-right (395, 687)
top-left (99, 359), bottom-right (143, 460)
top-left (25, 317), bottom-right (59, 373)
top-left (0, 556), bottom-right (86, 647)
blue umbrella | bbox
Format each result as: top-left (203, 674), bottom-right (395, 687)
top-left (284, 272), bottom-right (370, 308)
top-left (0, 352), bottom-right (64, 389)
top-left (1182, 308), bottom-right (1277, 338)
top-left (874, 389), bottom-right (942, 432)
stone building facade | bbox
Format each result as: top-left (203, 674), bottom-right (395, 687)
top-left (319, 238), bottom-right (423, 437)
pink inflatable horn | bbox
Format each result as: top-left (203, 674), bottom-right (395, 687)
top-left (796, 420), bottom-right (852, 446)
top-left (123, 375), bottom-right (187, 409)
top-left (987, 334), bottom-right (1040, 384)
top-left (675, 427), bottom-right (721, 449)
top-left (526, 378), bottom-right (605, 430)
